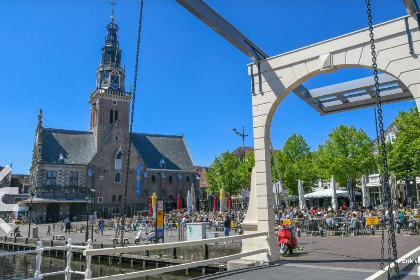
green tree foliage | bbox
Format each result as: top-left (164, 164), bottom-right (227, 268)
top-left (206, 151), bottom-right (254, 195)
top-left (317, 125), bottom-right (374, 187)
top-left (272, 134), bottom-right (319, 195)
top-left (386, 107), bottom-right (420, 180)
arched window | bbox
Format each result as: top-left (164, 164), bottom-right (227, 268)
top-left (109, 110), bottom-right (114, 124)
top-left (168, 176), bottom-right (173, 184)
top-left (115, 153), bottom-right (122, 170)
top-left (118, 195), bottom-right (122, 202)
top-left (115, 172), bottom-right (121, 183)
top-left (151, 175), bottom-right (156, 184)
top-left (112, 195), bottom-right (116, 202)
top-left (115, 110), bottom-right (118, 122)
top-left (186, 176), bottom-right (190, 184)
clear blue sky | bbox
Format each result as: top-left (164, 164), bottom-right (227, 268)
top-left (1, 0), bottom-right (415, 174)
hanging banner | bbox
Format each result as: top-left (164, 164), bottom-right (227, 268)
top-left (136, 165), bottom-right (141, 196)
top-left (156, 199), bottom-right (164, 239)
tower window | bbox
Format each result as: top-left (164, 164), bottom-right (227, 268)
top-left (115, 172), bottom-right (121, 183)
top-left (115, 153), bottom-right (122, 170)
top-left (112, 100), bottom-right (117, 105)
top-left (186, 176), bottom-right (190, 184)
top-left (118, 195), bottom-right (122, 202)
top-left (115, 110), bottom-right (118, 122)
top-left (151, 175), bottom-right (156, 184)
top-left (110, 110), bottom-right (114, 124)
top-left (169, 176), bottom-right (173, 184)
top-left (112, 195), bottom-right (116, 202)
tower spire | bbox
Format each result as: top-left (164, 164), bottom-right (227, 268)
top-left (109, 0), bottom-right (117, 22)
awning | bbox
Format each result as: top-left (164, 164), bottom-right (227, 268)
top-left (304, 188), bottom-right (361, 199)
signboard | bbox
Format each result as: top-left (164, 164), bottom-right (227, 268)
top-left (136, 165), bottom-right (141, 196)
top-left (366, 217), bottom-right (379, 225)
top-left (282, 219), bottom-right (291, 225)
top-left (156, 199), bottom-right (164, 238)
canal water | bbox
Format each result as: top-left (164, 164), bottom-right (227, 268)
top-left (0, 250), bottom-right (204, 280)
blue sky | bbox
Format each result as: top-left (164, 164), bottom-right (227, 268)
top-left (1, 0), bottom-right (415, 174)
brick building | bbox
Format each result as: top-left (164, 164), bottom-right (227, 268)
top-left (26, 15), bottom-right (198, 222)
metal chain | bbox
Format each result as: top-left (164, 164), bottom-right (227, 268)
top-left (118, 0), bottom-right (144, 273)
top-left (366, 1), bottom-right (399, 279)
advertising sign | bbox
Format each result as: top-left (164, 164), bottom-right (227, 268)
top-left (156, 199), bottom-right (164, 238)
top-left (366, 217), bottom-right (379, 225)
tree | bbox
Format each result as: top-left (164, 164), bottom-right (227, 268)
top-left (272, 134), bottom-right (319, 195)
top-left (386, 107), bottom-right (420, 180)
top-left (317, 125), bottom-right (374, 187)
top-left (206, 151), bottom-right (253, 194)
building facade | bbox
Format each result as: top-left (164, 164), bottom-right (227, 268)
top-left (27, 15), bottom-right (198, 221)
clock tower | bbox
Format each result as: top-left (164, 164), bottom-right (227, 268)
top-left (89, 14), bottom-right (132, 149)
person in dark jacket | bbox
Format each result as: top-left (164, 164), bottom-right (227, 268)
top-left (223, 214), bottom-right (231, 237)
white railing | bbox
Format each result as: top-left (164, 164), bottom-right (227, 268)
top-left (84, 231), bottom-right (268, 280)
top-left (0, 239), bottom-right (92, 280)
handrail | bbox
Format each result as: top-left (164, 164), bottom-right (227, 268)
top-left (84, 231), bottom-right (267, 257)
top-left (90, 248), bottom-right (268, 280)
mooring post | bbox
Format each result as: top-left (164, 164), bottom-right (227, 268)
top-left (65, 238), bottom-right (73, 280)
top-left (85, 239), bottom-right (93, 279)
top-left (34, 241), bottom-right (43, 278)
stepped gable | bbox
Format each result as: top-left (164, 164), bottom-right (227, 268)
top-left (132, 133), bottom-right (195, 170)
top-left (41, 128), bottom-right (95, 165)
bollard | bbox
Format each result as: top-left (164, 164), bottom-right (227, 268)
top-left (319, 227), bottom-right (323, 237)
top-left (297, 228), bottom-right (301, 238)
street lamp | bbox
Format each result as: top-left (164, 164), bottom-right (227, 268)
top-left (85, 194), bottom-right (92, 242)
top-left (90, 189), bottom-right (96, 242)
top-left (232, 127), bottom-right (248, 162)
top-left (27, 185), bottom-right (35, 238)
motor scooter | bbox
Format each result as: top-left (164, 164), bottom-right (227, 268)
top-left (278, 224), bottom-right (298, 255)
top-left (134, 227), bottom-right (161, 244)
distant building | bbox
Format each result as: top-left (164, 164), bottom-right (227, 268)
top-left (25, 13), bottom-right (198, 222)
top-left (0, 165), bottom-right (29, 215)
top-left (232, 147), bottom-right (254, 162)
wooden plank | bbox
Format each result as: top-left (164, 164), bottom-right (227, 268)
top-left (90, 248), bottom-right (267, 280)
top-left (84, 231), bottom-right (266, 257)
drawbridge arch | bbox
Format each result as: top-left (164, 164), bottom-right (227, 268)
top-left (241, 14), bottom-right (420, 262)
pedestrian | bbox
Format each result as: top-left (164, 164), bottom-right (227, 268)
top-left (65, 218), bottom-right (71, 234)
top-left (13, 226), bottom-right (21, 237)
top-left (47, 225), bottom-right (51, 235)
top-left (98, 217), bottom-right (104, 236)
top-left (223, 214), bottom-right (231, 237)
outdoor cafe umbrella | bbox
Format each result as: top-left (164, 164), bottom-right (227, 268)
top-left (347, 175), bottom-right (355, 209)
top-left (220, 184), bottom-right (226, 212)
top-left (361, 175), bottom-right (369, 208)
top-left (152, 192), bottom-right (157, 218)
top-left (390, 172), bottom-right (400, 206)
top-left (187, 190), bottom-right (193, 215)
top-left (177, 194), bottom-right (181, 212)
top-left (148, 197), bottom-right (153, 216)
top-left (213, 195), bottom-right (217, 211)
top-left (331, 175), bottom-right (338, 210)
top-left (405, 176), bottom-right (413, 206)
top-left (228, 193), bottom-right (232, 210)
top-left (191, 183), bottom-right (196, 211)
top-left (298, 179), bottom-right (307, 210)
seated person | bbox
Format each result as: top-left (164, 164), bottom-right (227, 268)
top-left (13, 226), bottom-right (21, 237)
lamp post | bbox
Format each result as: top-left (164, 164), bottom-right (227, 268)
top-left (90, 189), bottom-right (96, 242)
top-left (85, 194), bottom-right (92, 242)
top-left (232, 127), bottom-right (248, 162)
top-left (27, 186), bottom-right (35, 238)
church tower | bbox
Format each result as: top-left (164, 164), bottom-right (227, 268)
top-left (89, 11), bottom-right (132, 149)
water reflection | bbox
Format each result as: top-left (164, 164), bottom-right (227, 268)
top-left (0, 250), bottom-right (202, 280)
